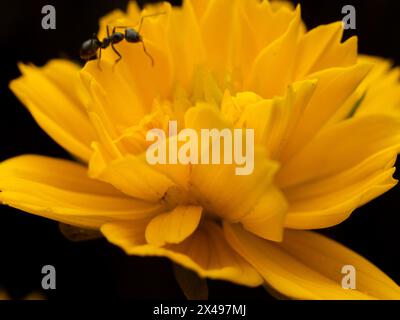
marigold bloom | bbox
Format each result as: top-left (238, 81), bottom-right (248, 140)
top-left (2, 0), bottom-right (400, 299)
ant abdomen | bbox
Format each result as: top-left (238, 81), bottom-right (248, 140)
top-left (80, 39), bottom-right (100, 60)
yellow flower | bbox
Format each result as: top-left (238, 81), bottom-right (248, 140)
top-left (2, 0), bottom-right (400, 299)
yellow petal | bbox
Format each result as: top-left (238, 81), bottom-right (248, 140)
top-left (112, 104), bottom-right (171, 156)
top-left (81, 60), bottom-right (148, 130)
top-left (199, 0), bottom-right (236, 81)
top-left (284, 151), bottom-right (397, 229)
top-left (240, 186), bottom-right (288, 242)
top-left (221, 90), bottom-right (263, 126)
top-left (269, 0), bottom-right (295, 11)
top-left (192, 66), bottom-right (224, 106)
top-left (190, 0), bottom-right (209, 21)
top-left (278, 114), bottom-right (400, 188)
top-left (329, 56), bottom-right (400, 123)
top-left (0, 154), bottom-right (119, 196)
top-left (355, 56), bottom-right (400, 117)
top-left (0, 155), bottom-right (163, 228)
top-left (89, 151), bottom-right (179, 202)
top-left (237, 80), bottom-right (317, 160)
top-left (185, 102), bottom-right (230, 130)
top-left (185, 105), bottom-right (280, 221)
top-left (145, 205), bottom-right (202, 246)
top-left (224, 224), bottom-right (400, 299)
top-left (102, 219), bottom-right (263, 287)
top-left (281, 63), bottom-right (372, 161)
top-left (168, 0), bottom-right (206, 91)
top-left (242, 0), bottom-right (297, 47)
top-left (294, 22), bottom-right (357, 79)
top-left (189, 153), bottom-right (279, 222)
top-left (9, 60), bottom-right (96, 162)
top-left (230, 0), bottom-right (298, 85)
top-left (245, 7), bottom-right (302, 98)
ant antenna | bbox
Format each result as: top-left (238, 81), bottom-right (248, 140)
top-left (111, 12), bottom-right (167, 34)
top-left (97, 47), bottom-right (102, 71)
top-left (137, 12), bottom-right (167, 33)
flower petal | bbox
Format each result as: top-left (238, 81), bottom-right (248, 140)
top-left (278, 114), bottom-right (400, 188)
top-left (240, 186), bottom-right (288, 242)
top-left (199, 0), bottom-right (236, 81)
top-left (278, 113), bottom-right (400, 228)
top-left (230, 0), bottom-right (298, 87)
top-left (145, 205), bottom-right (202, 246)
top-left (355, 56), bottom-right (400, 117)
top-left (81, 60), bottom-right (148, 131)
top-left (185, 105), bottom-right (281, 221)
top-left (9, 60), bottom-right (96, 162)
top-left (284, 151), bottom-right (397, 229)
top-left (89, 146), bottom-right (179, 202)
top-left (101, 219), bottom-right (263, 287)
top-left (281, 63), bottom-right (372, 161)
top-left (168, 0), bottom-right (206, 91)
top-left (294, 22), bottom-right (357, 79)
top-left (245, 7), bottom-right (302, 98)
top-left (224, 224), bottom-right (400, 299)
top-left (0, 155), bottom-right (163, 228)
top-left (237, 80), bottom-right (317, 160)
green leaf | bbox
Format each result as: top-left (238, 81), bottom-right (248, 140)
top-left (347, 91), bottom-right (367, 118)
top-left (59, 223), bottom-right (103, 242)
top-left (173, 264), bottom-right (208, 300)
top-left (263, 283), bottom-right (290, 300)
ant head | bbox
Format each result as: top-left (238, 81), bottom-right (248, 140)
top-left (80, 38), bottom-right (100, 60)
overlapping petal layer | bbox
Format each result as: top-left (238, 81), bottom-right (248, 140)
top-left (224, 224), bottom-right (400, 299)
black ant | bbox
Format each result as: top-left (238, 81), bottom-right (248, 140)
top-left (80, 12), bottom-right (166, 70)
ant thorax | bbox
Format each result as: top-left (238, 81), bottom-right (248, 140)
top-left (80, 12), bottom-right (166, 67)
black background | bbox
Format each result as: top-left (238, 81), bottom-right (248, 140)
top-left (0, 0), bottom-right (399, 300)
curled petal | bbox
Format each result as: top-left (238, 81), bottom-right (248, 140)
top-left (9, 60), bottom-right (96, 162)
top-left (224, 223), bottom-right (400, 300)
top-left (0, 155), bottom-right (163, 229)
top-left (145, 205), bottom-right (202, 246)
top-left (102, 219), bottom-right (263, 287)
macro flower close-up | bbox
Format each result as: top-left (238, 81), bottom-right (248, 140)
top-left (1, 0), bottom-right (400, 301)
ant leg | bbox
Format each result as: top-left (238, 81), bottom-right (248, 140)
top-left (92, 33), bottom-right (102, 45)
top-left (107, 25), bottom-right (111, 37)
top-left (97, 48), bottom-right (103, 71)
top-left (138, 12), bottom-right (167, 33)
top-left (111, 43), bottom-right (122, 71)
top-left (140, 40), bottom-right (154, 67)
